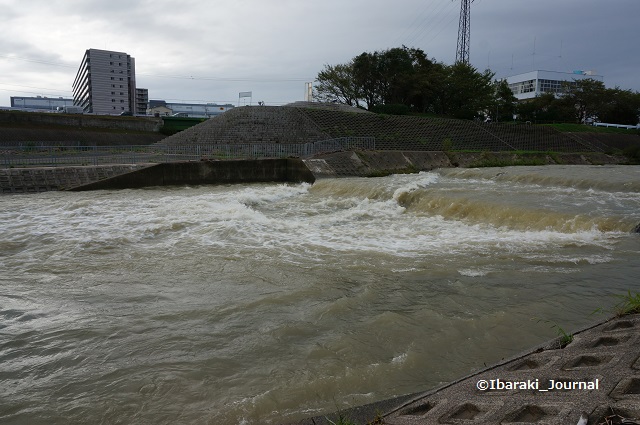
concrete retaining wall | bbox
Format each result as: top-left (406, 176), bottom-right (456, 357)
top-left (67, 158), bottom-right (316, 191)
top-left (0, 110), bottom-right (162, 132)
top-left (1, 151), bottom-right (629, 194)
top-left (305, 151), bottom-right (627, 178)
top-left (0, 164), bottom-right (149, 194)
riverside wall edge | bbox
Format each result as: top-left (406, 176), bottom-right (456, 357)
top-left (1, 151), bottom-right (630, 194)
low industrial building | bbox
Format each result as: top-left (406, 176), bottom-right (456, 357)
top-left (10, 96), bottom-right (74, 112)
top-left (147, 100), bottom-right (234, 118)
top-left (506, 70), bottom-right (604, 101)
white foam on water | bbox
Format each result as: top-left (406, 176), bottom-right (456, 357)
top-left (391, 352), bottom-right (408, 364)
top-left (392, 171), bottom-right (440, 201)
top-left (458, 269), bottom-right (490, 277)
top-left (392, 267), bottom-right (420, 273)
top-left (236, 182), bottom-right (311, 206)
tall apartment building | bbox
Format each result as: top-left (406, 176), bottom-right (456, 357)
top-left (72, 48), bottom-right (143, 115)
top-left (135, 88), bottom-right (149, 116)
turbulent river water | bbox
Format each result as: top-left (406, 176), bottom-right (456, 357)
top-left (1, 165), bottom-right (640, 424)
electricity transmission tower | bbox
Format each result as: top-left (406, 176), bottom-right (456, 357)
top-left (455, 0), bottom-right (473, 64)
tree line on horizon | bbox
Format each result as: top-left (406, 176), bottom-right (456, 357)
top-left (314, 46), bottom-right (640, 125)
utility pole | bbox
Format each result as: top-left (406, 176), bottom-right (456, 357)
top-left (455, 0), bottom-right (473, 64)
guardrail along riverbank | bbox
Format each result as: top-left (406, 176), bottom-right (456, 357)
top-left (0, 138), bottom-right (375, 169)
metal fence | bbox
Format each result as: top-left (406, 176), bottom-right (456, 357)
top-left (0, 137), bottom-right (375, 168)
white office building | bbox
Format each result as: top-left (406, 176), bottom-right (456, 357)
top-left (72, 48), bottom-right (147, 115)
top-left (506, 70), bottom-right (604, 101)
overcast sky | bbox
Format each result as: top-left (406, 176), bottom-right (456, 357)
top-left (1, 0), bottom-right (638, 107)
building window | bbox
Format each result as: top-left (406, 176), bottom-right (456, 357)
top-left (508, 79), bottom-right (535, 95)
top-left (539, 79), bottom-right (570, 94)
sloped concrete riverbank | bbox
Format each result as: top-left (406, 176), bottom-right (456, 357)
top-left (288, 314), bottom-right (640, 425)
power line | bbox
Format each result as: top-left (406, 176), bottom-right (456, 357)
top-left (0, 53), bottom-right (76, 68)
top-left (0, 82), bottom-right (72, 94)
top-left (394, 0), bottom-right (459, 59)
top-left (414, 2), bottom-right (459, 52)
top-left (401, 1), bottom-right (458, 49)
top-left (0, 52), bottom-right (313, 83)
top-left (137, 73), bottom-right (312, 83)
top-left (394, 0), bottom-right (445, 46)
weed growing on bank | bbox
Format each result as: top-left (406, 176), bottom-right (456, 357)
top-left (613, 290), bottom-right (640, 316)
top-left (593, 290), bottom-right (640, 317)
top-left (533, 318), bottom-right (574, 348)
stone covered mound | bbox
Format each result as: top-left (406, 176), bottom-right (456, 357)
top-left (157, 103), bottom-right (609, 152)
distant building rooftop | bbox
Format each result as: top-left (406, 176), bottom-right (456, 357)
top-left (10, 96), bottom-right (74, 112)
top-left (506, 70), bottom-right (604, 101)
top-left (147, 100), bottom-right (234, 118)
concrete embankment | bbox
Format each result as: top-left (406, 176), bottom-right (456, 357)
top-left (1, 151), bottom-right (629, 194)
top-left (0, 110), bottom-right (162, 132)
top-left (0, 164), bottom-right (150, 194)
top-left (66, 158), bottom-right (316, 191)
top-left (0, 110), bottom-right (165, 146)
top-left (306, 150), bottom-right (627, 178)
top-left (288, 313), bottom-right (640, 425)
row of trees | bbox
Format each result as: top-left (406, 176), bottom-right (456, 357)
top-left (315, 46), bottom-right (640, 124)
top-left (314, 46), bottom-right (507, 120)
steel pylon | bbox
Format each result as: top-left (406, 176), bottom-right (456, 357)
top-left (455, 0), bottom-right (472, 64)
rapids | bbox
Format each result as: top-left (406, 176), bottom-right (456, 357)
top-left (1, 165), bottom-right (639, 424)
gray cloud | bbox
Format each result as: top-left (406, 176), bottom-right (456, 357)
top-left (0, 0), bottom-right (638, 106)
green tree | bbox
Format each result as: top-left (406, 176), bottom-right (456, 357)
top-left (598, 88), bottom-right (640, 125)
top-left (490, 79), bottom-right (518, 121)
top-left (377, 47), bottom-right (417, 105)
top-left (516, 93), bottom-right (574, 123)
top-left (314, 47), bottom-right (504, 119)
top-left (440, 63), bottom-right (495, 119)
top-left (314, 62), bottom-right (362, 108)
top-left (402, 49), bottom-right (447, 114)
top-left (352, 51), bottom-right (383, 110)
top-left (561, 78), bottom-right (607, 123)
